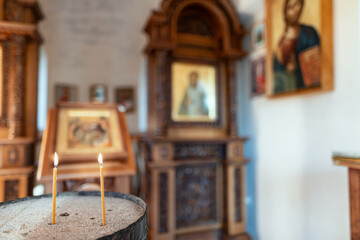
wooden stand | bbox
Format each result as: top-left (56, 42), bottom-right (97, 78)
top-left (0, 166), bottom-right (33, 202)
top-left (0, 0), bottom-right (43, 202)
top-left (333, 155), bottom-right (360, 240)
top-left (37, 103), bottom-right (136, 194)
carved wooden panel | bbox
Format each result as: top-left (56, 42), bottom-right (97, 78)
top-left (174, 142), bottom-right (225, 160)
top-left (0, 143), bottom-right (33, 168)
top-left (228, 60), bottom-right (238, 136)
top-left (2, 145), bottom-right (23, 167)
top-left (0, 41), bottom-right (9, 127)
top-left (157, 25), bottom-right (170, 42)
top-left (155, 50), bottom-right (169, 136)
top-left (4, 0), bottom-right (27, 23)
top-left (177, 13), bottom-right (214, 37)
top-left (152, 143), bottom-right (173, 162)
top-left (5, 179), bottom-right (19, 201)
top-left (4, 0), bottom-right (43, 24)
top-left (175, 163), bottom-right (218, 228)
top-left (7, 34), bottom-right (26, 138)
top-left (159, 172), bottom-right (168, 233)
top-left (6, 146), bottom-right (19, 164)
top-left (234, 168), bottom-right (242, 222)
top-left (227, 141), bottom-right (244, 161)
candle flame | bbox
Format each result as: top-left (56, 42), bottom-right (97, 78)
top-left (98, 153), bottom-right (103, 166)
top-left (54, 152), bottom-right (59, 168)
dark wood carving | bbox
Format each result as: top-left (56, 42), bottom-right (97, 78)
top-left (7, 34), bottom-right (26, 139)
top-left (7, 146), bottom-right (19, 164)
top-left (155, 50), bottom-right (169, 136)
top-left (4, 0), bottom-right (43, 24)
top-left (5, 179), bottom-right (19, 201)
top-left (0, 143), bottom-right (33, 168)
top-left (159, 172), bottom-right (168, 233)
top-left (174, 143), bottom-right (225, 160)
top-left (160, 145), bottom-right (170, 160)
top-left (234, 144), bottom-right (242, 157)
top-left (0, 41), bottom-right (10, 127)
top-left (234, 168), bottom-right (242, 222)
top-left (176, 163), bottom-right (218, 228)
top-left (228, 59), bottom-right (238, 136)
top-left (4, 0), bottom-right (26, 23)
top-left (177, 13), bottom-right (214, 37)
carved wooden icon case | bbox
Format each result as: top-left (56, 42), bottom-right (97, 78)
top-left (143, 0), bottom-right (251, 239)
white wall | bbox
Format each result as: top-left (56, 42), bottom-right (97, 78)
top-left (236, 0), bottom-right (359, 239)
top-left (38, 0), bottom-right (161, 132)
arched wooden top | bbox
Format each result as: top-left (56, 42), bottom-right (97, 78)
top-left (161, 0), bottom-right (245, 34)
top-left (144, 0), bottom-right (246, 59)
top-left (170, 0), bottom-right (231, 51)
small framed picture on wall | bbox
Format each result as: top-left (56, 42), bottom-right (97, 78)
top-left (251, 21), bottom-right (266, 51)
top-left (251, 56), bottom-right (266, 97)
top-left (90, 84), bottom-right (108, 103)
top-left (114, 87), bottom-right (135, 113)
top-left (55, 84), bottom-right (78, 103)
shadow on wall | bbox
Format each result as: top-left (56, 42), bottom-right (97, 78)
top-left (236, 10), bottom-right (261, 240)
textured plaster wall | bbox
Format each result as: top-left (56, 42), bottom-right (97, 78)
top-left (38, 0), bottom-right (161, 132)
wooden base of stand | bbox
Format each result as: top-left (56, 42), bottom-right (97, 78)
top-left (0, 167), bottom-right (33, 202)
top-left (333, 155), bottom-right (360, 240)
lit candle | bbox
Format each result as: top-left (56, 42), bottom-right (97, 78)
top-left (52, 152), bottom-right (59, 225)
top-left (98, 153), bottom-right (106, 226)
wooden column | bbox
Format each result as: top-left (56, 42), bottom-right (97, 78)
top-left (155, 50), bottom-right (168, 137)
top-left (227, 59), bottom-right (238, 137)
top-left (0, 0), bottom-right (44, 203)
top-left (224, 140), bottom-right (250, 239)
top-left (7, 34), bottom-right (26, 139)
top-left (349, 168), bottom-right (360, 240)
top-left (25, 41), bottom-right (40, 139)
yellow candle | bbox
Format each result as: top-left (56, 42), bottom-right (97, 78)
top-left (98, 153), bottom-right (106, 226)
top-left (52, 152), bottom-right (59, 225)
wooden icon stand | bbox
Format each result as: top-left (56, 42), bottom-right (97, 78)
top-left (37, 102), bottom-right (136, 194)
